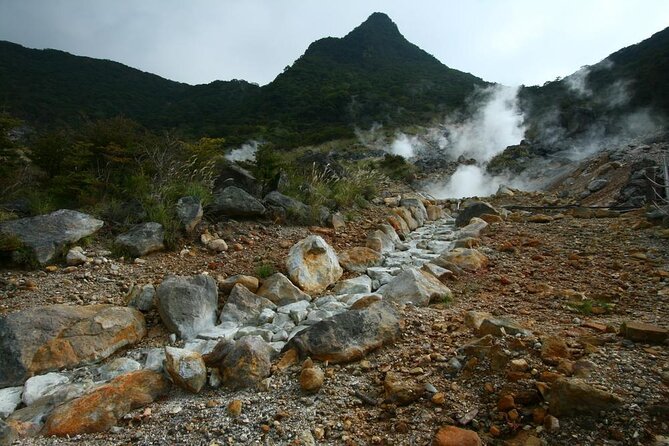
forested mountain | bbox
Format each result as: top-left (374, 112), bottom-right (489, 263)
top-left (1, 12), bottom-right (668, 148)
top-left (0, 13), bottom-right (485, 146)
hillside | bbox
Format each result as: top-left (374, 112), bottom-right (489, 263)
top-left (519, 26), bottom-right (669, 148)
top-left (0, 13), bottom-right (486, 146)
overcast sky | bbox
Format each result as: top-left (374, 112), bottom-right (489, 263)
top-left (1, 0), bottom-right (668, 87)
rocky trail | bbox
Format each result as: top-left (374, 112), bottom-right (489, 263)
top-left (1, 190), bottom-right (668, 446)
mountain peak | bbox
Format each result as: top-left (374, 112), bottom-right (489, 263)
top-left (346, 12), bottom-right (402, 40)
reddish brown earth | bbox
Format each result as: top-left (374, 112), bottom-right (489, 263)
top-left (2, 190), bottom-right (669, 445)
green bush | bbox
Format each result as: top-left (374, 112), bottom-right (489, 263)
top-left (377, 153), bottom-right (416, 181)
top-left (255, 263), bottom-right (276, 278)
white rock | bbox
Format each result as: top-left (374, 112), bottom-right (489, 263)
top-left (277, 300), bottom-right (311, 314)
top-left (207, 239), bottom-right (228, 252)
top-left (332, 275), bottom-right (372, 295)
top-left (66, 246), bottom-right (88, 266)
top-left (196, 322), bottom-right (239, 341)
top-left (144, 348), bottom-right (166, 372)
top-left (183, 339), bottom-right (220, 355)
top-left (22, 372), bottom-right (70, 406)
top-left (0, 386), bottom-right (23, 418)
top-left (96, 357), bottom-right (141, 381)
top-left (286, 235), bottom-right (343, 294)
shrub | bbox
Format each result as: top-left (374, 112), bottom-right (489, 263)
top-left (254, 263), bottom-right (276, 278)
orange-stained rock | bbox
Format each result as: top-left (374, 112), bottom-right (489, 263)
top-left (480, 213), bottom-right (504, 224)
top-left (386, 214), bottom-right (410, 240)
top-left (426, 205), bottom-right (445, 221)
top-left (393, 207), bottom-right (419, 230)
top-left (433, 426), bottom-right (482, 446)
top-left (338, 247), bottom-right (383, 273)
top-left (273, 348), bottom-right (299, 373)
top-left (436, 248), bottom-right (488, 272)
top-left (42, 370), bottom-right (169, 436)
top-left (541, 336), bottom-right (571, 362)
top-left (0, 304), bottom-right (146, 388)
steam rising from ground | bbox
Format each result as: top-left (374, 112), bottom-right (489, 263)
top-left (389, 133), bottom-right (421, 158)
top-left (357, 63), bottom-right (665, 200)
top-left (226, 141), bottom-right (259, 162)
top-left (445, 85), bottom-right (525, 161)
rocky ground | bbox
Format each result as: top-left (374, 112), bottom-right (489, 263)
top-left (1, 184), bottom-right (669, 445)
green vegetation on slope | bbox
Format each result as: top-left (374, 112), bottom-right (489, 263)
top-left (0, 13), bottom-right (486, 147)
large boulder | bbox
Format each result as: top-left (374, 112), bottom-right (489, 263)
top-left (264, 191), bottom-right (312, 224)
top-left (206, 336), bottom-right (274, 389)
top-left (548, 377), bottom-right (622, 417)
top-left (393, 207), bottom-right (418, 230)
top-left (219, 284), bottom-right (276, 325)
top-left (286, 236), bottom-right (343, 294)
top-left (365, 229), bottom-right (395, 254)
top-left (435, 248), bottom-right (488, 272)
top-left (256, 272), bottom-right (311, 305)
top-left (42, 370), bottom-right (169, 436)
top-left (0, 305), bottom-right (145, 388)
top-left (455, 201), bottom-right (499, 227)
top-left (0, 209), bottom-right (103, 265)
top-left (456, 217), bottom-right (488, 239)
top-left (338, 247), bottom-right (383, 273)
top-left (214, 163), bottom-right (261, 197)
top-left (400, 197), bottom-right (428, 222)
top-left (176, 196), bottom-right (203, 233)
top-left (382, 268), bottom-right (452, 307)
top-left (164, 347), bottom-right (206, 393)
top-left (288, 301), bottom-right (401, 363)
top-left (156, 274), bottom-right (218, 340)
top-left (0, 387), bottom-right (22, 418)
top-left (115, 222), bottom-right (164, 257)
top-left (209, 186), bottom-right (266, 218)
top-left (386, 214), bottom-right (410, 240)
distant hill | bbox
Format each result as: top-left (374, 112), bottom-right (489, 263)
top-left (0, 13), bottom-right (486, 146)
top-left (520, 26), bottom-right (669, 146)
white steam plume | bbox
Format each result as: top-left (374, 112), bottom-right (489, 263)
top-left (446, 85), bottom-right (525, 161)
top-left (425, 85), bottom-right (527, 199)
top-left (226, 141), bottom-right (259, 162)
top-left (388, 133), bottom-right (423, 158)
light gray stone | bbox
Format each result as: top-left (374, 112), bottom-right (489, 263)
top-left (382, 268), bottom-right (452, 306)
top-left (0, 387), bottom-right (22, 418)
top-left (0, 209), bottom-right (104, 265)
top-left (256, 272), bottom-right (311, 305)
top-left (176, 196), bottom-right (203, 233)
top-left (144, 348), bottom-right (166, 372)
top-left (96, 358), bottom-right (141, 381)
top-left (219, 284), bottom-right (276, 325)
top-left (22, 372), bottom-right (70, 406)
top-left (332, 275), bottom-right (373, 295)
top-left (115, 222), bottom-right (164, 257)
top-left (156, 274), bottom-right (218, 341)
top-left (65, 246), bottom-right (87, 266)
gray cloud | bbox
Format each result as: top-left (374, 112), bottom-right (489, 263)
top-left (0, 0), bottom-right (668, 86)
